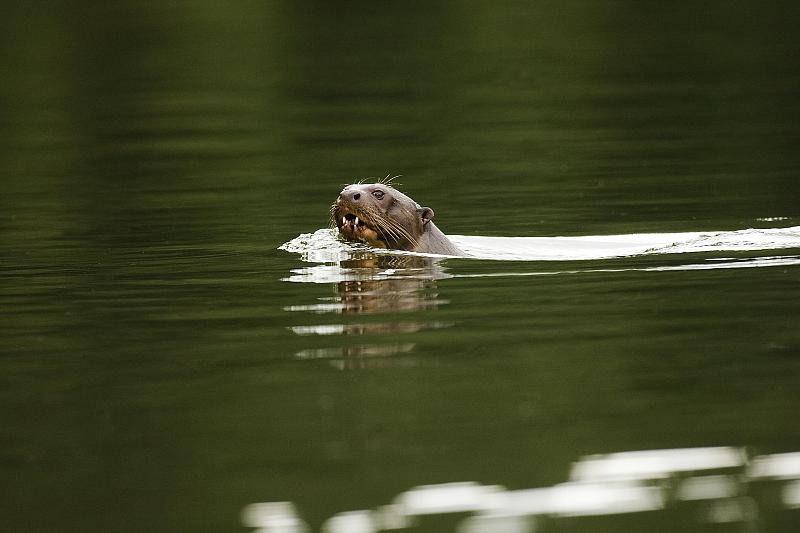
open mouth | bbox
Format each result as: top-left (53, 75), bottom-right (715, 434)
top-left (335, 209), bottom-right (385, 247)
top-left (340, 212), bottom-right (368, 233)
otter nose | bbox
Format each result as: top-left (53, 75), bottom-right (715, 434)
top-left (340, 189), bottom-right (361, 202)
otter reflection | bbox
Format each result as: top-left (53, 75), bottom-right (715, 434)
top-left (336, 254), bottom-right (447, 315)
top-left (296, 344), bottom-right (419, 370)
top-left (288, 252), bottom-right (454, 368)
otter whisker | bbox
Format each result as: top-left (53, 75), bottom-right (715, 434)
top-left (378, 173), bottom-right (403, 187)
top-left (362, 207), bottom-right (393, 237)
top-left (328, 203), bottom-right (339, 227)
top-left (362, 207), bottom-right (412, 246)
top-left (384, 219), bottom-right (415, 245)
top-left (396, 222), bottom-right (419, 246)
top-left (365, 207), bottom-right (418, 247)
top-left (388, 210), bottom-right (421, 245)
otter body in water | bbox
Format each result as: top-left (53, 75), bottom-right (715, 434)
top-left (332, 183), bottom-right (465, 256)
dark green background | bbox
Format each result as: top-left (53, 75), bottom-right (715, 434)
top-left (2, 2), bottom-right (799, 532)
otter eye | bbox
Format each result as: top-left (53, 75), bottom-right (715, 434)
top-left (372, 190), bottom-right (385, 200)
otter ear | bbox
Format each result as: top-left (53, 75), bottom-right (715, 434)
top-left (419, 206), bottom-right (434, 226)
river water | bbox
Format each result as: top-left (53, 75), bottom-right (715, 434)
top-left (2, 2), bottom-right (800, 532)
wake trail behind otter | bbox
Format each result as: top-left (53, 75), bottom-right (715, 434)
top-left (448, 225), bottom-right (800, 261)
top-left (281, 225), bottom-right (800, 262)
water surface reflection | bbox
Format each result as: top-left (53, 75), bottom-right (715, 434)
top-left (243, 447), bottom-right (800, 533)
top-left (285, 253), bottom-right (454, 368)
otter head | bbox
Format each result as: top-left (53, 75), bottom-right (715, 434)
top-left (331, 183), bottom-right (435, 250)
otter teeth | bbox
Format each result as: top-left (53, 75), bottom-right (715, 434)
top-left (341, 214), bottom-right (361, 230)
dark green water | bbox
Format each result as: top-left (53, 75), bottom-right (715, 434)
top-left (2, 2), bottom-right (800, 532)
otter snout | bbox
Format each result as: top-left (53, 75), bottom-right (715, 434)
top-left (338, 187), bottom-right (362, 204)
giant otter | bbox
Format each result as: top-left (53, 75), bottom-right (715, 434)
top-left (332, 183), bottom-right (465, 256)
